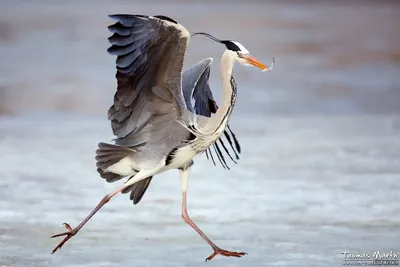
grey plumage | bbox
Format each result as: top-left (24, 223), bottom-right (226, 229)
top-left (97, 15), bottom-right (240, 204)
top-left (99, 58), bottom-right (241, 204)
top-left (124, 58), bottom-right (243, 204)
top-left (95, 15), bottom-right (192, 204)
top-left (107, 14), bottom-right (188, 140)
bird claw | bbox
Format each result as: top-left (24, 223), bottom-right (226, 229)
top-left (51, 223), bottom-right (77, 254)
top-left (205, 247), bottom-right (247, 261)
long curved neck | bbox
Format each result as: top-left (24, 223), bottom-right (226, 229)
top-left (209, 50), bottom-right (236, 128)
top-left (187, 50), bottom-right (237, 152)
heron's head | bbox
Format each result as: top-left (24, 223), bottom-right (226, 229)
top-left (221, 40), bottom-right (272, 71)
top-left (191, 32), bottom-right (274, 72)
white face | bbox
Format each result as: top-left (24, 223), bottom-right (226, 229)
top-left (236, 56), bottom-right (251, 67)
top-left (230, 41), bottom-right (252, 66)
top-left (232, 41), bottom-right (250, 54)
top-left (228, 41), bottom-right (271, 71)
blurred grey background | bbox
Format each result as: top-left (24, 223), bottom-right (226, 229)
top-left (0, 1), bottom-right (399, 267)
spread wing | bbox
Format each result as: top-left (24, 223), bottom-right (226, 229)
top-left (107, 14), bottom-right (190, 139)
top-left (182, 58), bottom-right (241, 169)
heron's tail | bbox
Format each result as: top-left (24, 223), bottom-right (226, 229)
top-left (95, 142), bottom-right (152, 205)
top-left (121, 176), bottom-right (153, 205)
top-left (96, 168), bottom-right (124, 183)
top-left (95, 142), bottom-right (136, 182)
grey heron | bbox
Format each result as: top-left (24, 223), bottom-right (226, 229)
top-left (51, 14), bottom-right (274, 261)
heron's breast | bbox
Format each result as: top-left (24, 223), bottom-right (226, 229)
top-left (166, 146), bottom-right (197, 170)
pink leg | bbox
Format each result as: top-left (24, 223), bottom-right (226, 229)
top-left (51, 184), bottom-right (126, 253)
top-left (181, 191), bottom-right (247, 261)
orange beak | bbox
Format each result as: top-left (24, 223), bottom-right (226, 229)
top-left (244, 55), bottom-right (275, 72)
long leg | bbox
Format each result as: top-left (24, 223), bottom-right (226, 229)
top-left (51, 169), bottom-right (157, 254)
top-left (51, 185), bottom-right (125, 253)
top-left (179, 166), bottom-right (246, 261)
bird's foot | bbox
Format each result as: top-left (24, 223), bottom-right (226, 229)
top-left (205, 247), bottom-right (247, 261)
top-left (51, 223), bottom-right (77, 254)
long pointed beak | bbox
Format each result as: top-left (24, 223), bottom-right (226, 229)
top-left (244, 55), bottom-right (275, 72)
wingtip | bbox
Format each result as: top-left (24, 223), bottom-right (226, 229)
top-left (192, 57), bottom-right (213, 70)
top-left (108, 14), bottom-right (131, 18)
top-left (107, 14), bottom-right (134, 21)
top-left (108, 14), bottom-right (119, 20)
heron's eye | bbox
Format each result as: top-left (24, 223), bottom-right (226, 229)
top-left (236, 52), bottom-right (242, 57)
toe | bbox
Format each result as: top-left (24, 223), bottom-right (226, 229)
top-left (63, 223), bottom-right (73, 231)
top-left (51, 231), bottom-right (71, 238)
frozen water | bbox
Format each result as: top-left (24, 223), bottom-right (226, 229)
top-left (0, 114), bottom-right (399, 266)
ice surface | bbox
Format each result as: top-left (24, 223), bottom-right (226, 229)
top-left (0, 114), bottom-right (399, 266)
